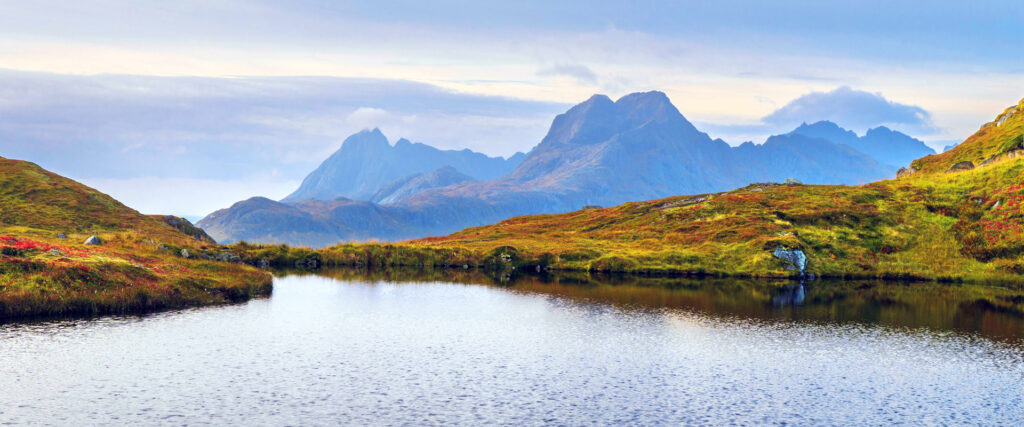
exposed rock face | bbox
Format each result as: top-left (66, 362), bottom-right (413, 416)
top-left (948, 161), bottom-right (975, 172)
top-left (370, 166), bottom-right (476, 205)
top-left (83, 236), bottom-right (101, 245)
top-left (772, 247), bottom-right (808, 275)
top-left (897, 165), bottom-right (918, 178)
top-left (282, 129), bottom-right (524, 202)
top-left (155, 215), bottom-right (217, 244)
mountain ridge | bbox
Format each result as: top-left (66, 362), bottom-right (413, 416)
top-left (200, 91), bottom-right (904, 247)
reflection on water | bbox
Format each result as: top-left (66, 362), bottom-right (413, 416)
top-left (306, 267), bottom-right (1024, 343)
top-left (0, 268), bottom-right (1022, 425)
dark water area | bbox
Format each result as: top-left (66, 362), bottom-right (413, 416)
top-left (2, 268), bottom-right (1023, 425)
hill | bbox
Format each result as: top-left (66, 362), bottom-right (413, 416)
top-left (0, 157), bottom-right (271, 320)
top-left (202, 91), bottom-right (896, 246)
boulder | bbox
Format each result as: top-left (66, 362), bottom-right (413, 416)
top-left (896, 165), bottom-right (918, 178)
top-left (180, 249), bottom-right (191, 258)
top-left (783, 177), bottom-right (802, 185)
top-left (83, 236), bottom-right (101, 245)
top-left (56, 233), bottom-right (67, 239)
top-left (772, 247), bottom-right (808, 275)
top-left (947, 161), bottom-right (975, 172)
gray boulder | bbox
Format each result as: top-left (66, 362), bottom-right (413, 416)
top-left (180, 249), bottom-right (191, 258)
top-left (772, 247), bottom-right (808, 275)
top-left (56, 233), bottom-right (67, 239)
top-left (896, 165), bottom-right (918, 178)
top-left (83, 236), bottom-right (101, 245)
top-left (947, 161), bottom-right (975, 172)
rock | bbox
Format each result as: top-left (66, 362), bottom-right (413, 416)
top-left (56, 233), bottom-right (67, 239)
top-left (947, 161), bottom-right (975, 172)
top-left (257, 258), bottom-right (271, 269)
top-left (783, 177), bottom-right (802, 185)
top-left (47, 249), bottom-right (64, 256)
top-left (83, 236), bottom-right (101, 245)
top-left (995, 109), bottom-right (1016, 127)
top-left (581, 205), bottom-right (602, 210)
top-left (896, 165), bottom-right (918, 178)
top-left (772, 247), bottom-right (808, 275)
top-left (180, 249), bottom-right (191, 258)
top-left (217, 252), bottom-right (241, 263)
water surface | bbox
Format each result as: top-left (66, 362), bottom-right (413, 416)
top-left (2, 269), bottom-right (1023, 425)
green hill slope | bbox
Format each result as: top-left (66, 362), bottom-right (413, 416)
top-left (0, 157), bottom-right (271, 320)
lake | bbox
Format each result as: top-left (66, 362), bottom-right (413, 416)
top-left (2, 269), bottom-right (1023, 425)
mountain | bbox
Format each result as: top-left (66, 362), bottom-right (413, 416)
top-left (789, 121), bottom-right (935, 168)
top-left (371, 166), bottom-right (476, 205)
top-left (282, 129), bottom-right (523, 202)
top-left (200, 91), bottom-right (898, 247)
top-left (391, 96), bottom-right (1023, 282)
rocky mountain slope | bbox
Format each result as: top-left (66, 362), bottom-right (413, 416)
top-left (282, 129), bottom-right (524, 202)
top-left (788, 120), bottom-right (935, 169)
top-left (371, 166), bottom-right (476, 205)
top-left (201, 91), bottom-right (900, 247)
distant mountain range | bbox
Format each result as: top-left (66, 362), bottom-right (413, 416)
top-left (282, 129), bottom-right (524, 202)
top-left (199, 91), bottom-right (924, 247)
top-left (787, 120), bottom-right (934, 168)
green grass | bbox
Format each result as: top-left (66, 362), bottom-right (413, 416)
top-left (0, 157), bottom-right (272, 321)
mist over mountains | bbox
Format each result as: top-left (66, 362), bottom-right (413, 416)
top-left (199, 91), bottom-right (925, 247)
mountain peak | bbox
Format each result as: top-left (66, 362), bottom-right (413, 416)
top-left (342, 128), bottom-right (391, 151)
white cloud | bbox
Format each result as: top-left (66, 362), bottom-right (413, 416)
top-left (763, 86), bottom-right (937, 135)
top-left (346, 107), bottom-right (392, 130)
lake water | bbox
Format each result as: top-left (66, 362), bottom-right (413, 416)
top-left (2, 269), bottom-right (1024, 425)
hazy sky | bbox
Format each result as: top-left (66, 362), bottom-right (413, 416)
top-left (1, 1), bottom-right (1022, 217)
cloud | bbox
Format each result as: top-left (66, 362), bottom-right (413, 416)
top-left (0, 70), bottom-right (567, 216)
top-left (762, 86), bottom-right (937, 135)
top-left (346, 107), bottom-right (392, 130)
top-left (537, 64), bottom-right (598, 85)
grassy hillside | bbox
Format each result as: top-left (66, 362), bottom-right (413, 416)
top-left (0, 157), bottom-right (271, 320)
top-left (227, 98), bottom-right (1024, 284)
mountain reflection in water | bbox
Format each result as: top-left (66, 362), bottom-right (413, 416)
top-left (285, 267), bottom-right (1024, 343)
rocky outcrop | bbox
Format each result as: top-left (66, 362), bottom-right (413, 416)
top-left (83, 236), bottom-right (101, 245)
top-left (772, 247), bottom-right (808, 275)
top-left (154, 215), bottom-right (216, 244)
top-left (896, 165), bottom-right (918, 178)
top-left (947, 161), bottom-right (975, 172)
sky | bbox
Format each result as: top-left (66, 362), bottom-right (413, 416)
top-left (1, 0), bottom-right (1022, 218)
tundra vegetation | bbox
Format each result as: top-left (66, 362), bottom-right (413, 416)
top-left (0, 158), bottom-right (271, 320)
